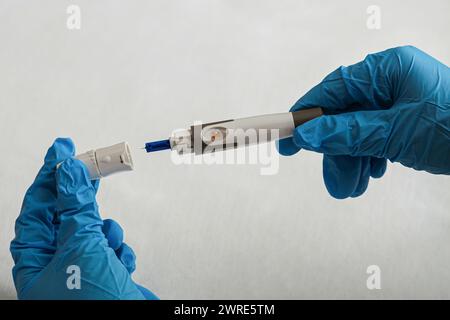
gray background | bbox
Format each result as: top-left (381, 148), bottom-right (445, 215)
top-left (0, 0), bottom-right (449, 299)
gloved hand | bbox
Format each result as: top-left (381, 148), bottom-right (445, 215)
top-left (278, 46), bottom-right (450, 199)
top-left (10, 138), bottom-right (158, 300)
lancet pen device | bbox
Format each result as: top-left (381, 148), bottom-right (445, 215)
top-left (145, 107), bottom-right (323, 155)
top-left (73, 108), bottom-right (322, 179)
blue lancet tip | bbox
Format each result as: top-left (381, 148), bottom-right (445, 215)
top-left (144, 139), bottom-right (171, 153)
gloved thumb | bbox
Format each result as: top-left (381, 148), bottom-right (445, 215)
top-left (276, 137), bottom-right (301, 156)
top-left (292, 109), bottom-right (397, 158)
top-left (56, 158), bottom-right (104, 248)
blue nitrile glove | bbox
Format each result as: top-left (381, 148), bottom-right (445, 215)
top-left (10, 138), bottom-right (158, 300)
top-left (277, 46), bottom-right (450, 199)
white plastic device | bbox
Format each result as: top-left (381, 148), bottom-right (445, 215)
top-left (168, 108), bottom-right (323, 155)
top-left (75, 142), bottom-right (134, 179)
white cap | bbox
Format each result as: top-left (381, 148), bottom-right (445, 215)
top-left (75, 142), bottom-right (134, 179)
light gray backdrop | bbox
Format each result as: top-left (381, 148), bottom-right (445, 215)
top-left (0, 0), bottom-right (449, 299)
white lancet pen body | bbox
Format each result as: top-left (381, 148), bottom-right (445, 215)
top-left (144, 108), bottom-right (323, 155)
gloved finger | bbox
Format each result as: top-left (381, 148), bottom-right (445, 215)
top-left (116, 243), bottom-right (136, 274)
top-left (10, 138), bottom-right (75, 288)
top-left (290, 47), bottom-right (398, 114)
top-left (323, 155), bottom-right (372, 199)
top-left (350, 156), bottom-right (371, 198)
top-left (135, 283), bottom-right (159, 300)
top-left (52, 173), bottom-right (99, 233)
top-left (55, 158), bottom-right (105, 248)
top-left (292, 109), bottom-right (396, 158)
top-left (102, 219), bottom-right (141, 274)
top-left (370, 157), bottom-right (387, 178)
top-left (102, 219), bottom-right (123, 251)
top-left (276, 137), bottom-right (301, 156)
top-left (323, 155), bottom-right (362, 199)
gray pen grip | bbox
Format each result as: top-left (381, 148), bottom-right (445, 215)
top-left (291, 107), bottom-right (323, 127)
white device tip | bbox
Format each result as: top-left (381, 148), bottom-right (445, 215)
top-left (75, 142), bottom-right (134, 179)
